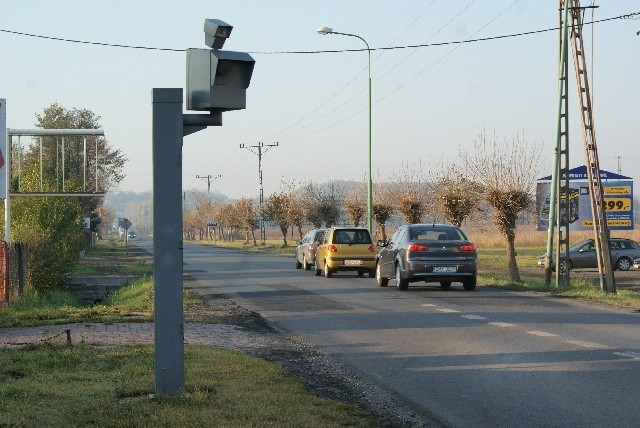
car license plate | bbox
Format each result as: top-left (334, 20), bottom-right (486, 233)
top-left (344, 260), bottom-right (362, 266)
top-left (433, 266), bottom-right (457, 272)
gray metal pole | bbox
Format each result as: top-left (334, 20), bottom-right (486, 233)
top-left (152, 88), bottom-right (185, 395)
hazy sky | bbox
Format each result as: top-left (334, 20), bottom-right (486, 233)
top-left (1, 1), bottom-right (639, 199)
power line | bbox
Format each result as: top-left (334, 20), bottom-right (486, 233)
top-left (0, 12), bottom-right (636, 54)
top-left (254, 0), bottom-right (474, 145)
top-left (0, 28), bottom-right (184, 51)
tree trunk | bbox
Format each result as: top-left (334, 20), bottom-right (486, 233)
top-left (506, 231), bottom-right (521, 283)
top-left (280, 225), bottom-right (288, 247)
top-left (251, 228), bottom-right (257, 246)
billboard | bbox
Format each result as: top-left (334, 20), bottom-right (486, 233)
top-left (536, 166), bottom-right (634, 231)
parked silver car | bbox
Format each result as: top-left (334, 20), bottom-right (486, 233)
top-left (537, 238), bottom-right (640, 271)
top-left (295, 228), bottom-right (326, 270)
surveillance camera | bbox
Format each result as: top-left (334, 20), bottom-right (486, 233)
top-left (204, 19), bottom-right (233, 49)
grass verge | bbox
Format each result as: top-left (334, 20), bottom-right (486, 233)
top-left (0, 343), bottom-right (373, 428)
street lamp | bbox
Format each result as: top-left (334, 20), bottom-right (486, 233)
top-left (317, 26), bottom-right (373, 233)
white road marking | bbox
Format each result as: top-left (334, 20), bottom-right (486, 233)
top-left (614, 351), bottom-right (640, 360)
top-left (565, 340), bottom-right (608, 349)
top-left (420, 304), bottom-right (438, 307)
top-left (528, 331), bottom-right (558, 337)
top-left (489, 322), bottom-right (516, 328)
top-left (461, 315), bottom-right (486, 320)
top-left (437, 308), bottom-right (459, 313)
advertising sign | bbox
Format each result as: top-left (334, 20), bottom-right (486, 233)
top-left (536, 166), bottom-right (634, 231)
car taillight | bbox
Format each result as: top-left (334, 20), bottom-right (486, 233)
top-left (328, 244), bottom-right (338, 252)
top-left (459, 243), bottom-right (476, 252)
top-left (308, 244), bottom-right (315, 252)
top-left (407, 243), bottom-right (429, 251)
top-left (368, 245), bottom-right (376, 252)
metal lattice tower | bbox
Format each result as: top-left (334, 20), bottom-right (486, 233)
top-left (567, 0), bottom-right (615, 292)
top-left (554, 1), bottom-right (571, 288)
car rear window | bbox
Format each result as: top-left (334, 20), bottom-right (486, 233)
top-left (333, 229), bottom-right (372, 244)
top-left (408, 228), bottom-right (465, 241)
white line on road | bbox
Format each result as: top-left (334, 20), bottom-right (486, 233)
top-left (614, 351), bottom-right (640, 360)
top-left (528, 331), bottom-right (558, 337)
top-left (489, 322), bottom-right (516, 328)
top-left (420, 304), bottom-right (438, 307)
top-left (437, 308), bottom-right (460, 313)
top-left (565, 340), bottom-right (608, 349)
top-left (461, 315), bottom-right (487, 320)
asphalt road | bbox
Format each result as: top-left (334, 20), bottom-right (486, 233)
top-left (140, 238), bottom-right (640, 427)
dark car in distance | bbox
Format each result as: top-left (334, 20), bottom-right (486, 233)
top-left (295, 228), bottom-right (326, 270)
top-left (376, 224), bottom-right (477, 291)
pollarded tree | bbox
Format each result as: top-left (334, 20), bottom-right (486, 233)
top-left (278, 178), bottom-right (305, 241)
top-left (235, 197), bottom-right (259, 246)
top-left (344, 183), bottom-right (366, 227)
top-left (264, 191), bottom-right (293, 246)
top-left (391, 165), bottom-right (432, 224)
top-left (433, 169), bottom-right (484, 227)
top-left (372, 178), bottom-right (395, 241)
top-left (304, 181), bottom-right (342, 227)
top-left (461, 132), bottom-right (542, 283)
top-left (215, 203), bottom-right (238, 241)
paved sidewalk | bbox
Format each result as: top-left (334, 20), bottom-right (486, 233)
top-left (0, 322), bottom-right (274, 350)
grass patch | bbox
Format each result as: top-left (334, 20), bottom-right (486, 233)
top-left (198, 238), bottom-right (296, 257)
top-left (0, 343), bottom-right (373, 428)
top-left (477, 246), bottom-right (545, 269)
top-left (0, 277), bottom-right (155, 328)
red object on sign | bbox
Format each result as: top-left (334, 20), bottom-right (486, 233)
top-left (0, 150), bottom-right (4, 169)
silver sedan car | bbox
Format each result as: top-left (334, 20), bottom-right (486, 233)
top-left (538, 238), bottom-right (640, 271)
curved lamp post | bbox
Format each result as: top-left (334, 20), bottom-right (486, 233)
top-left (317, 26), bottom-right (373, 233)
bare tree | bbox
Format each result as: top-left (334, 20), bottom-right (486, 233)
top-left (215, 203), bottom-right (238, 242)
top-left (372, 177), bottom-right (395, 241)
top-left (235, 197), bottom-right (259, 246)
top-left (279, 178), bottom-right (305, 240)
top-left (432, 167), bottom-right (484, 227)
top-left (391, 165), bottom-right (432, 224)
top-left (264, 191), bottom-right (293, 246)
top-left (344, 183), bottom-right (366, 226)
top-left (303, 181), bottom-right (342, 227)
top-left (462, 132), bottom-right (542, 283)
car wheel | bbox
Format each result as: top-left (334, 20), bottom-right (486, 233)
top-left (395, 264), bottom-right (408, 290)
top-left (440, 281), bottom-right (452, 288)
top-left (463, 277), bottom-right (477, 291)
top-left (315, 262), bottom-right (322, 276)
top-left (369, 269), bottom-right (376, 278)
top-left (324, 263), bottom-right (333, 278)
top-left (558, 259), bottom-right (572, 273)
top-left (303, 258), bottom-right (311, 271)
top-left (295, 257), bottom-right (302, 269)
top-left (616, 257), bottom-right (632, 271)
top-left (376, 264), bottom-right (389, 287)
top-left (357, 271), bottom-right (365, 278)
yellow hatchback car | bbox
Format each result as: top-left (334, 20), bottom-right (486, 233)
top-left (315, 227), bottom-right (377, 278)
